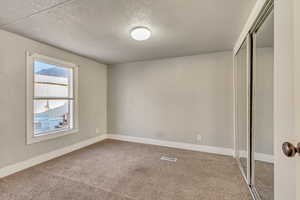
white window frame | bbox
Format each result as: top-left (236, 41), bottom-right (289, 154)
top-left (26, 52), bottom-right (79, 144)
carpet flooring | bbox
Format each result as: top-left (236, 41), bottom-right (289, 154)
top-left (238, 157), bottom-right (274, 200)
top-left (255, 161), bottom-right (274, 200)
top-left (0, 139), bottom-right (252, 200)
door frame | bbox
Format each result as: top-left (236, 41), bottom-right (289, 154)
top-left (274, 0), bottom-right (297, 199)
top-left (294, 0), bottom-right (300, 199)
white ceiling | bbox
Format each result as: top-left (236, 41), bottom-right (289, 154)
top-left (0, 0), bottom-right (257, 64)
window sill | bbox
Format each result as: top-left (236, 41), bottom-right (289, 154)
top-left (27, 129), bottom-right (79, 145)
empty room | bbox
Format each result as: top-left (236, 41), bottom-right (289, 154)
top-left (0, 0), bottom-right (299, 200)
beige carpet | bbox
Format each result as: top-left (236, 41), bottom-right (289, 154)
top-left (0, 139), bottom-right (252, 200)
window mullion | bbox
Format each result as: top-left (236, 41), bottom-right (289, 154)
top-left (35, 82), bottom-right (68, 87)
top-left (34, 97), bottom-right (74, 100)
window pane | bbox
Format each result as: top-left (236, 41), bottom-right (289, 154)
top-left (34, 100), bottom-right (74, 136)
top-left (35, 83), bottom-right (69, 98)
top-left (34, 61), bottom-right (73, 98)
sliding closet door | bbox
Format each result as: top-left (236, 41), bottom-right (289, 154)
top-left (235, 36), bottom-right (251, 182)
top-left (252, 11), bottom-right (274, 200)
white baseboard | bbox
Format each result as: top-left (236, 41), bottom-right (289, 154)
top-left (107, 134), bottom-right (234, 156)
top-left (255, 153), bottom-right (274, 163)
top-left (238, 150), bottom-right (274, 163)
top-left (0, 134), bottom-right (107, 178)
top-left (0, 134), bottom-right (241, 179)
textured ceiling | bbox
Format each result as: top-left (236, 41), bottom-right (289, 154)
top-left (0, 0), bottom-right (257, 64)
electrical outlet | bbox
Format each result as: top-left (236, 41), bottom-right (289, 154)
top-left (196, 134), bottom-right (202, 142)
top-left (96, 128), bottom-right (100, 134)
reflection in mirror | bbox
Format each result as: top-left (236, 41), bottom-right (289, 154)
top-left (236, 38), bottom-right (249, 180)
top-left (253, 11), bottom-right (274, 200)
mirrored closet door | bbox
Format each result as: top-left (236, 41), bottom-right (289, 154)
top-left (234, 1), bottom-right (274, 199)
top-left (235, 35), bottom-right (251, 183)
top-left (251, 9), bottom-right (274, 200)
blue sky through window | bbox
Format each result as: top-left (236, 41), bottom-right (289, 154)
top-left (33, 61), bottom-right (73, 135)
top-left (34, 61), bottom-right (70, 78)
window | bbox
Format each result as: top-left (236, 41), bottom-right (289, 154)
top-left (26, 52), bottom-right (78, 144)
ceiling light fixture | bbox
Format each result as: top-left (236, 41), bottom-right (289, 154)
top-left (130, 27), bottom-right (151, 41)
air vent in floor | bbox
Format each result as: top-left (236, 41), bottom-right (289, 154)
top-left (160, 156), bottom-right (177, 162)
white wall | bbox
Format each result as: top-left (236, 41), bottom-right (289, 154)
top-left (108, 52), bottom-right (234, 149)
top-left (0, 30), bottom-right (107, 169)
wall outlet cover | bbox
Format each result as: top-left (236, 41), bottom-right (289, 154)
top-left (196, 134), bottom-right (202, 141)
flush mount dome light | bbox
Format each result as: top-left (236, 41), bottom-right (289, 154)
top-left (130, 27), bottom-right (151, 41)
